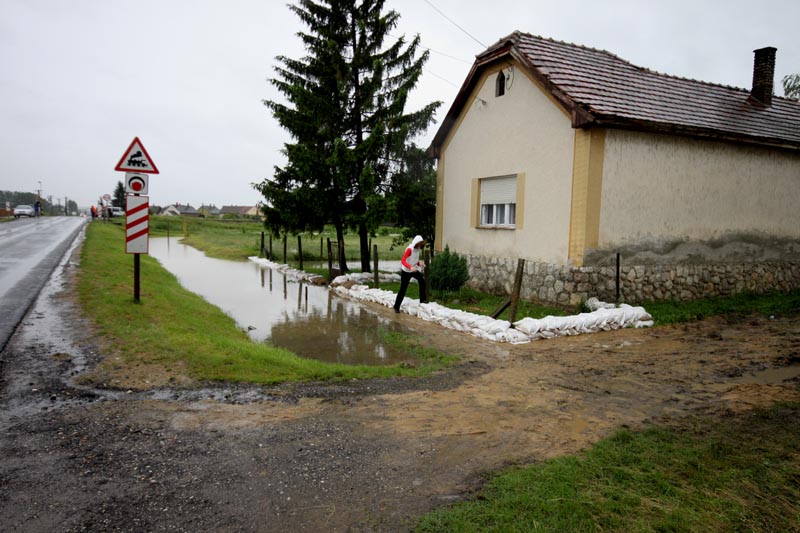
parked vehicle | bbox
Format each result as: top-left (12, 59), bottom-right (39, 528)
top-left (13, 204), bottom-right (34, 218)
top-left (109, 207), bottom-right (125, 217)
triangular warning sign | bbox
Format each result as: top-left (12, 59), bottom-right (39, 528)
top-left (115, 137), bottom-right (159, 174)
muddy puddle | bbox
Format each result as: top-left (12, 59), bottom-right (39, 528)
top-left (149, 238), bottom-right (414, 365)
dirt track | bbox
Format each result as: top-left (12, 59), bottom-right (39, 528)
top-left (1, 247), bottom-right (799, 532)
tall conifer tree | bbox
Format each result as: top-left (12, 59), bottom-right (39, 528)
top-left (255, 0), bottom-right (440, 272)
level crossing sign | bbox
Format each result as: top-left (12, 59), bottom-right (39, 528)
top-left (115, 137), bottom-right (160, 174)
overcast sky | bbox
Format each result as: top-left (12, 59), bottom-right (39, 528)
top-left (1, 0), bottom-right (797, 210)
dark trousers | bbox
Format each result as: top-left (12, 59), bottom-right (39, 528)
top-left (394, 270), bottom-right (427, 310)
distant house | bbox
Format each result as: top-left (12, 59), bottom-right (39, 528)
top-left (220, 205), bottom-right (259, 217)
top-left (149, 205), bottom-right (163, 215)
top-left (198, 204), bottom-right (221, 217)
top-left (162, 203), bottom-right (199, 217)
top-left (430, 32), bottom-right (800, 304)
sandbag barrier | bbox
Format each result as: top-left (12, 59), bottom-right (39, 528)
top-left (248, 256), bottom-right (327, 284)
top-left (332, 285), bottom-right (653, 344)
top-left (248, 257), bottom-right (653, 344)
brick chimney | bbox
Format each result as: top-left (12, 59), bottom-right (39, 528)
top-left (750, 46), bottom-right (777, 106)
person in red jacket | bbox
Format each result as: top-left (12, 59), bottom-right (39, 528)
top-left (393, 235), bottom-right (428, 313)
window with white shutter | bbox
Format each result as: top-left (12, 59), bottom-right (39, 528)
top-left (479, 175), bottom-right (517, 228)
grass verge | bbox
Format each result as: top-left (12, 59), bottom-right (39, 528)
top-left (643, 289), bottom-right (800, 325)
top-left (417, 402), bottom-right (800, 532)
top-left (76, 222), bottom-right (455, 386)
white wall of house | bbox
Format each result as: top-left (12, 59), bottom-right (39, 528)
top-left (598, 130), bottom-right (800, 251)
top-left (439, 63), bottom-right (576, 265)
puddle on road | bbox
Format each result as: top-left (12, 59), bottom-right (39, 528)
top-left (149, 238), bottom-right (414, 366)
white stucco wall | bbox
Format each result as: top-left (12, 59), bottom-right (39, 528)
top-left (439, 65), bottom-right (576, 265)
top-left (599, 130), bottom-right (800, 249)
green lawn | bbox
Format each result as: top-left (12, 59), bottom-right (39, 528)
top-left (417, 402), bottom-right (800, 532)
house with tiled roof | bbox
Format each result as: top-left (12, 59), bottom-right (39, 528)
top-left (162, 203), bottom-right (199, 217)
top-left (431, 33), bottom-right (800, 304)
top-left (198, 204), bottom-right (221, 217)
top-left (220, 205), bottom-right (259, 217)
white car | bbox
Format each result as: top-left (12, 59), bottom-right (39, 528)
top-left (109, 207), bottom-right (125, 217)
top-left (13, 204), bottom-right (35, 218)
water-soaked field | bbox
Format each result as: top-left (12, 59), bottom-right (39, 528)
top-left (2, 243), bottom-right (799, 531)
top-left (149, 237), bottom-right (415, 366)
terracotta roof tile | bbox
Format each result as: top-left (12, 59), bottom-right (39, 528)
top-left (510, 33), bottom-right (800, 146)
top-left (432, 32), bottom-right (800, 152)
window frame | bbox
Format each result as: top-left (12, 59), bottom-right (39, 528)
top-left (495, 70), bottom-right (506, 97)
top-left (478, 175), bottom-right (517, 229)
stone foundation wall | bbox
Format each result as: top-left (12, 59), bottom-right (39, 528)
top-left (465, 254), bottom-right (800, 306)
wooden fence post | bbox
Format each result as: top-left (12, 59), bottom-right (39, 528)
top-left (260, 232), bottom-right (265, 258)
top-left (424, 249), bottom-right (431, 301)
top-left (298, 235), bottom-right (303, 271)
top-left (373, 244), bottom-right (379, 288)
top-left (282, 234), bottom-right (287, 264)
top-left (327, 238), bottom-right (333, 279)
top-left (507, 258), bottom-right (526, 323)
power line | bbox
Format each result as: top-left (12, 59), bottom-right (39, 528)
top-left (424, 68), bottom-right (463, 90)
top-left (422, 0), bottom-right (486, 49)
top-left (388, 33), bottom-right (472, 64)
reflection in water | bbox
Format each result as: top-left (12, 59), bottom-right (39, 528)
top-left (149, 238), bottom-right (414, 365)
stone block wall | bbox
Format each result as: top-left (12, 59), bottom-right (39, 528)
top-left (465, 254), bottom-right (800, 307)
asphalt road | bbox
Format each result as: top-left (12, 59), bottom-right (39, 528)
top-left (0, 216), bottom-right (86, 352)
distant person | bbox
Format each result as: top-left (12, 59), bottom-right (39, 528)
top-left (90, 205), bottom-right (97, 219)
top-left (393, 235), bottom-right (428, 313)
top-left (34, 200), bottom-right (41, 218)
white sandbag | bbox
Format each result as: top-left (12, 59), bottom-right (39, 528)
top-left (485, 319), bottom-right (511, 334)
top-left (513, 317), bottom-right (542, 336)
top-left (585, 297), bottom-right (617, 311)
top-left (504, 329), bottom-right (531, 344)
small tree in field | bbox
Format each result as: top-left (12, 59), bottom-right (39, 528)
top-left (113, 181), bottom-right (125, 209)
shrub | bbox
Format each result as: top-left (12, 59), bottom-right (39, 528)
top-left (430, 245), bottom-right (469, 292)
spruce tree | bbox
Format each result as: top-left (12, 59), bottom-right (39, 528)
top-left (255, 0), bottom-right (440, 272)
top-left (113, 181), bottom-right (126, 209)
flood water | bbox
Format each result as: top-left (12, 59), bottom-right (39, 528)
top-left (149, 238), bottom-right (415, 366)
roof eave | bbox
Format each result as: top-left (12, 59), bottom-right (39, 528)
top-left (590, 115), bottom-right (800, 151)
top-left (428, 38), bottom-right (592, 158)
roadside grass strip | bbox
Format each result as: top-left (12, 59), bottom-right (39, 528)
top-left (248, 257), bottom-right (653, 344)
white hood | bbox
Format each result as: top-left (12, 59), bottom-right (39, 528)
top-left (409, 235), bottom-right (425, 249)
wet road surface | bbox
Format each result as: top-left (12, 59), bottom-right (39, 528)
top-left (0, 216), bottom-right (86, 351)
